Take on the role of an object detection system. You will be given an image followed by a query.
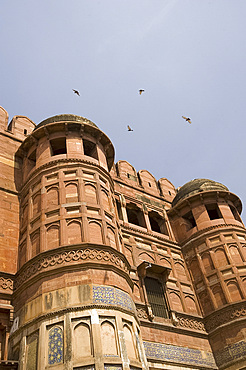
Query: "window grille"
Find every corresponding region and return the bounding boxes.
[144,277,168,318]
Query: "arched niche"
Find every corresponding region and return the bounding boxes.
[101,321,118,356]
[175,262,187,279]
[67,220,82,244]
[169,292,183,312]
[65,182,78,203]
[32,193,41,216]
[123,324,137,359]
[107,227,116,248]
[201,252,214,273]
[31,231,40,257]
[198,291,213,315]
[47,224,60,250]
[227,281,242,302]
[229,245,243,264]
[214,248,229,267]
[73,323,92,360]
[85,183,97,204]
[184,296,197,314]
[138,252,154,263]
[101,189,111,213]
[46,186,59,208]
[88,221,103,244]
[189,258,201,281]
[212,285,227,307]
[133,283,141,300]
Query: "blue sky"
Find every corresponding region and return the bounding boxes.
[1,1,246,218]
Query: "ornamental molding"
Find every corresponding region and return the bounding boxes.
[10,303,138,340]
[0,275,14,292]
[175,312,206,332]
[14,243,132,292]
[181,224,246,251]
[204,300,246,333]
[121,224,178,247]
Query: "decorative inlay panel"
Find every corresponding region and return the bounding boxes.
[143,341,216,368]
[93,286,135,311]
[214,340,246,367]
[48,326,63,365]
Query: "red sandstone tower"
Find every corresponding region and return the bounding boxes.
[0,107,245,370]
[169,179,246,369]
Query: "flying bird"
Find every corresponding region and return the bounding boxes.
[127,125,133,132]
[72,89,80,96]
[139,89,145,95]
[182,116,192,124]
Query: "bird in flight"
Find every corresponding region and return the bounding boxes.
[127,125,133,131]
[139,89,145,95]
[73,89,80,96]
[182,116,192,124]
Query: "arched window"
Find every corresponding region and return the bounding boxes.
[48,326,63,365]
[126,203,146,228]
[101,321,117,356]
[148,211,168,235]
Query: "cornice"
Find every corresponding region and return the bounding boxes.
[204,300,246,334]
[181,223,246,251]
[14,243,133,294]
[10,303,139,340]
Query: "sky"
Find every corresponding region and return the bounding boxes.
[1,0,246,218]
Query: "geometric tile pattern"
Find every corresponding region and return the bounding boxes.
[93,286,135,311]
[214,340,246,367]
[143,341,216,368]
[48,326,63,365]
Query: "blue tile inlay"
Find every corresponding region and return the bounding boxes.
[214,340,246,367]
[143,341,216,368]
[93,286,134,311]
[48,326,63,365]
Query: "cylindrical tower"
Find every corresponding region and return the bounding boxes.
[10,115,148,370]
[168,179,246,370]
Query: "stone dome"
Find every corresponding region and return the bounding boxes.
[34,114,98,130]
[172,178,229,206]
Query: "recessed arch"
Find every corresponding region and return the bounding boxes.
[73,323,92,359]
[67,220,82,244]
[101,321,118,356]
[88,220,103,244]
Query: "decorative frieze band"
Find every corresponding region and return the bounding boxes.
[204,301,246,332]
[14,244,131,291]
[175,312,206,332]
